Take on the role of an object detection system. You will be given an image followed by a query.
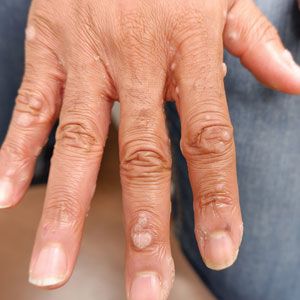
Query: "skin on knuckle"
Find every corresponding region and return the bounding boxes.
[55,120,104,154]
[27,1,58,45]
[196,191,234,212]
[13,88,55,128]
[228,4,278,49]
[194,191,237,245]
[120,142,171,182]
[42,197,84,231]
[181,116,234,160]
[194,188,237,239]
[0,141,29,164]
[245,12,278,44]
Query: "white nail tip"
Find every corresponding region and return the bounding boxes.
[0,204,11,209]
[28,244,68,287]
[28,276,65,287]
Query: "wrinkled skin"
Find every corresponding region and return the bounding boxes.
[1,0,300,299]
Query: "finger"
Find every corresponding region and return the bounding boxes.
[173,5,243,270]
[224,0,300,94]
[28,66,113,288]
[0,23,65,209]
[118,74,174,299]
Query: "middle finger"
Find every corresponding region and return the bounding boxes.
[118,67,174,299]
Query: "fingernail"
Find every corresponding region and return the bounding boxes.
[0,179,13,208]
[29,244,68,287]
[203,231,238,271]
[130,273,161,300]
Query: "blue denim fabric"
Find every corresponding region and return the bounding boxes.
[166,1,300,299]
[1,0,300,299]
[0,0,30,145]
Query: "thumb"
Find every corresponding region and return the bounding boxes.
[224,0,300,94]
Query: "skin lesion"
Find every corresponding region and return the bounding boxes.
[197,125,234,155]
[13,91,53,128]
[25,26,36,41]
[130,212,159,251]
[182,124,234,159]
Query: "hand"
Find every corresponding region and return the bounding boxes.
[1,0,300,298]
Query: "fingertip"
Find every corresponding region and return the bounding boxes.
[241,43,300,95]
[0,178,16,209]
[29,243,69,289]
[224,0,300,95]
[276,49,300,94]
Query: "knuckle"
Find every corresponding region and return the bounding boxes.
[0,141,28,163]
[42,198,84,230]
[120,142,171,181]
[14,88,56,128]
[254,19,277,43]
[247,13,278,44]
[55,121,104,154]
[196,192,234,211]
[181,120,234,159]
[27,4,57,44]
[129,210,164,252]
[194,180,237,217]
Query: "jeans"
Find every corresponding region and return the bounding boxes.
[0,0,300,299]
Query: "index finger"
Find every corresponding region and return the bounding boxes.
[173,6,243,270]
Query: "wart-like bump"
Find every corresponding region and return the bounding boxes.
[29,98,42,111]
[25,26,36,41]
[131,213,153,250]
[227,31,239,42]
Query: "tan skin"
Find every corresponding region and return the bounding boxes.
[0,0,300,299]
